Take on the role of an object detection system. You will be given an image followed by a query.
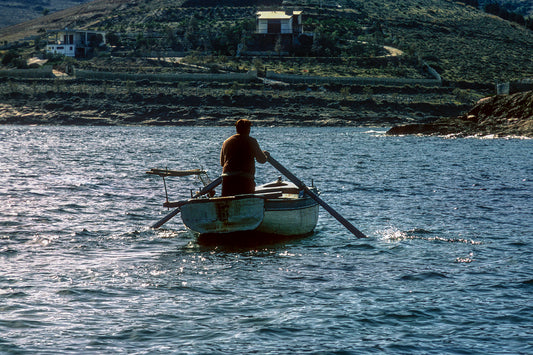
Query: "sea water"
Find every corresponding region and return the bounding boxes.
[0,126,531,354]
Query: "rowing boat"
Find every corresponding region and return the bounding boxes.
[147,169,319,238]
[148,156,366,240]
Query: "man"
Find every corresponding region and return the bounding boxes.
[220,119,269,196]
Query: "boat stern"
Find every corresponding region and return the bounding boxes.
[181,196,265,234]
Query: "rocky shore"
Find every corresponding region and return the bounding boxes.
[3,78,530,138]
[387,91,533,137]
[0,94,413,127]
[0,78,471,128]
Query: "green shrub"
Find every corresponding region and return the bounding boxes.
[1,50,20,66]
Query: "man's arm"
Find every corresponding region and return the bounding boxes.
[251,138,268,164]
[220,141,226,167]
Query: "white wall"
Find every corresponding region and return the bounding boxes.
[46,44,76,57]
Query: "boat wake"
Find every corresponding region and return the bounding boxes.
[376,227,482,245]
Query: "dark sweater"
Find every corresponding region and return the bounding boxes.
[220,134,267,177]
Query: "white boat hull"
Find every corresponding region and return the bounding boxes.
[257,197,319,236]
[181,196,265,234]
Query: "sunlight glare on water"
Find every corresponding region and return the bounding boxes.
[0,126,531,353]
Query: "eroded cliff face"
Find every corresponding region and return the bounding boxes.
[387,91,533,137]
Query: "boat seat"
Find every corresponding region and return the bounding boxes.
[207,191,283,200]
[255,186,299,195]
[255,179,300,195]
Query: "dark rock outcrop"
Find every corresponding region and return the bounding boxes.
[387,91,533,137]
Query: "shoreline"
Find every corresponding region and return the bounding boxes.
[0,103,530,139]
[1,79,530,137]
[1,102,530,139]
[0,102,405,127]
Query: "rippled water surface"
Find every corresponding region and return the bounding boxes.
[1,126,532,354]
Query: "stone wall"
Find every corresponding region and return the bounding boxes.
[265,71,442,87]
[73,69,258,82]
[0,67,55,78]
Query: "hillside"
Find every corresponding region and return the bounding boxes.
[0,0,93,29]
[0,0,130,43]
[1,0,530,31]
[1,0,532,84]
[1,0,532,134]
[347,0,533,82]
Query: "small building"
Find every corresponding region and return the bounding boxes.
[496,78,533,95]
[45,28,106,58]
[251,10,308,55]
[256,10,303,35]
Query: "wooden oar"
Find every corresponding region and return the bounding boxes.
[267,155,366,238]
[151,176,223,229]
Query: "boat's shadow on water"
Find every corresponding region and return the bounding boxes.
[196,231,314,251]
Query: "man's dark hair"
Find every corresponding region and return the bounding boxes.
[235,119,252,135]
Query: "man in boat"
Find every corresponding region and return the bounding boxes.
[220,119,269,196]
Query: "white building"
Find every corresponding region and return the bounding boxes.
[256,11,303,35]
[45,28,106,58]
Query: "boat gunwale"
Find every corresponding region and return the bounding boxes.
[183,191,283,205]
[264,196,318,211]
[183,193,318,210]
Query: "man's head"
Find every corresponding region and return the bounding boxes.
[235,119,252,135]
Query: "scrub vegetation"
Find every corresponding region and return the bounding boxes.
[1,0,532,83]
